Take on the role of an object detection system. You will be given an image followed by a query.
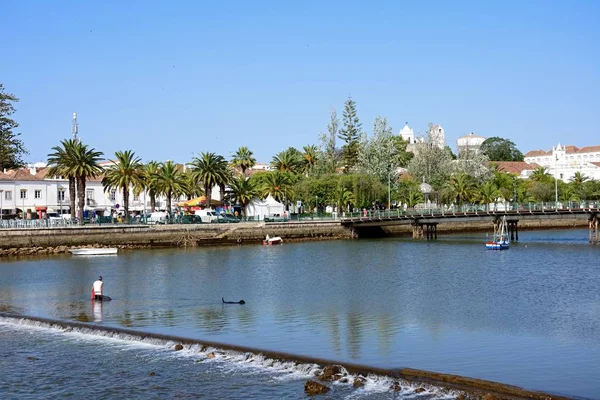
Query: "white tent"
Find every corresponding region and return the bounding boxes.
[245,195,284,220]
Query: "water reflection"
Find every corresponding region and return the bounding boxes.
[1,230,599,397]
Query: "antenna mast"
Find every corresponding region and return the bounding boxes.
[72,112,79,142]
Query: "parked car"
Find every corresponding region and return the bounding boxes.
[218,212,240,223]
[46,212,63,221]
[147,211,168,224]
[194,209,219,223]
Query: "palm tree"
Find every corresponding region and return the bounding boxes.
[477,181,500,211]
[47,139,78,218]
[447,173,476,205]
[271,149,302,174]
[142,161,160,212]
[570,171,589,185]
[231,146,256,176]
[190,152,228,208]
[401,189,424,208]
[302,145,319,175]
[71,142,104,223]
[154,161,185,213]
[230,176,258,216]
[260,171,292,203]
[333,184,354,213]
[530,166,551,182]
[181,170,203,200]
[101,150,144,221]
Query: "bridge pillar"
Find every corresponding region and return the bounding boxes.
[507,221,519,241]
[590,216,598,244]
[424,223,438,240]
[412,224,424,240]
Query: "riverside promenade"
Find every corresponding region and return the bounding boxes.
[0,215,593,257]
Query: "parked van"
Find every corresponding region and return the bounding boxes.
[194,209,219,223]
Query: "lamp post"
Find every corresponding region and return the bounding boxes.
[388,169,391,212]
[554,155,559,206]
[58,186,63,216]
[0,189,3,220]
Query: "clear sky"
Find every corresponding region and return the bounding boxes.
[2,0,599,165]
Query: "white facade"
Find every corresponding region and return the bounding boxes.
[0,163,183,217]
[524,143,600,181]
[399,123,416,144]
[457,132,486,155]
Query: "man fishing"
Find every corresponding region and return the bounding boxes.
[91,276,103,301]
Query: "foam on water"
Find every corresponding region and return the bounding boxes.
[0,314,465,399]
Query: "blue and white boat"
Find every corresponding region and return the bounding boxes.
[486,216,510,250]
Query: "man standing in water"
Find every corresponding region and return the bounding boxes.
[91,276,103,300]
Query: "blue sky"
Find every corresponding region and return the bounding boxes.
[2,0,599,164]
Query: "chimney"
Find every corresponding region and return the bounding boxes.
[29,165,37,175]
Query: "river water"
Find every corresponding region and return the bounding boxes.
[1,229,599,399]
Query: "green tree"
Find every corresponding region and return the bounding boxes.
[230,176,258,216]
[477,181,501,210]
[407,123,452,188]
[302,145,319,175]
[231,146,256,176]
[401,189,424,208]
[0,84,28,170]
[260,171,292,204]
[142,161,161,211]
[530,166,553,183]
[190,152,228,208]
[271,148,302,174]
[337,96,362,172]
[47,139,78,218]
[391,136,413,168]
[154,161,185,213]
[356,116,396,183]
[333,184,355,213]
[101,150,144,220]
[181,170,202,200]
[445,173,477,205]
[479,137,524,161]
[69,142,104,223]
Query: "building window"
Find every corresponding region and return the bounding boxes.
[133,193,139,201]
[58,190,65,201]
[87,189,94,200]
[35,190,42,199]
[110,190,116,201]
[20,190,27,199]
[560,173,563,179]
[5,191,12,201]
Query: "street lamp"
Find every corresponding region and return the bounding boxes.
[0,189,4,220]
[554,155,559,206]
[58,186,64,216]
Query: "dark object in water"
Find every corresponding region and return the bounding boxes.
[222,297,245,305]
[93,295,112,301]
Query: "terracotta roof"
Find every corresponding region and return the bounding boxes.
[494,161,540,175]
[564,145,579,153]
[591,162,600,167]
[0,167,104,183]
[524,150,549,157]
[577,145,600,153]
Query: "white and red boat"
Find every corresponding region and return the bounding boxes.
[263,235,283,246]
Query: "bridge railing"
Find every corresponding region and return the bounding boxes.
[340,200,600,220]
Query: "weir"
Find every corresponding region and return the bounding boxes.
[0,313,571,400]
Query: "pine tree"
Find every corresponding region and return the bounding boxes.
[337,96,362,172]
[0,84,28,171]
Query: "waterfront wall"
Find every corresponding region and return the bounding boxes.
[0,218,589,257]
[0,221,351,256]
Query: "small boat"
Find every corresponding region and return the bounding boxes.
[486,216,510,250]
[263,235,283,246]
[70,248,118,255]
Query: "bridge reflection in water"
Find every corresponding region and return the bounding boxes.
[341,202,600,243]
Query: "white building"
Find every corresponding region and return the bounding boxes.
[457,132,486,156]
[430,124,445,149]
[0,163,182,218]
[524,143,600,181]
[399,123,416,144]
